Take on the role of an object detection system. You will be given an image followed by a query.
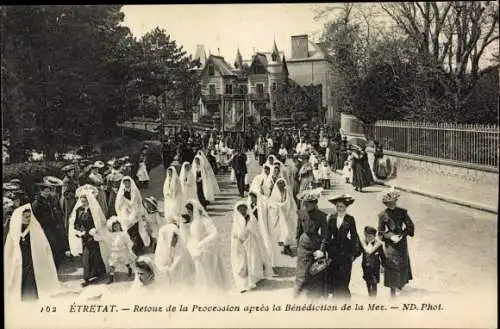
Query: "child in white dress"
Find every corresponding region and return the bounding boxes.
[343,152,354,184]
[106,216,136,284]
[319,159,331,189]
[136,154,150,189]
[312,163,321,188]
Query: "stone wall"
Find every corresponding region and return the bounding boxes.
[367,148,499,210]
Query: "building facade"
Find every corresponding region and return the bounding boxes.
[192,35,336,131]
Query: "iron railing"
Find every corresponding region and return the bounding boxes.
[374,120,499,169]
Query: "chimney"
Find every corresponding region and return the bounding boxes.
[291,35,309,59]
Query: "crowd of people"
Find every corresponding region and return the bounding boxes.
[4,125,407,304]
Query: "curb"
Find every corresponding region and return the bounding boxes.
[373,180,498,215]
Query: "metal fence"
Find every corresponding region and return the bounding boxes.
[374,121,499,169]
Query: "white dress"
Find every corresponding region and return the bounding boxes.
[137,161,150,182]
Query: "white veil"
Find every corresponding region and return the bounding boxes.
[67,189,111,270]
[4,204,63,302]
[115,176,150,247]
[154,223,194,288]
[247,193,274,268]
[163,166,182,218]
[196,150,220,193]
[179,161,197,205]
[250,164,271,196]
[269,177,298,246]
[192,155,216,202]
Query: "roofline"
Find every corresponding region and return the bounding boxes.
[287,57,328,63]
[291,34,309,38]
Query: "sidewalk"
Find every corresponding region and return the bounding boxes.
[366,154,498,214]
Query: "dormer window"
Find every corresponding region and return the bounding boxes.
[272,82,277,91]
[208,64,215,76]
[271,52,278,62]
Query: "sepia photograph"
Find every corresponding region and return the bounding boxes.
[2,3,499,328]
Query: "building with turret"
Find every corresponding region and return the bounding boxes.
[192,35,335,132]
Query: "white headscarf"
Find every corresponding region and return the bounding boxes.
[114,176,150,247]
[250,163,271,195]
[269,177,298,245]
[192,155,216,202]
[231,201,273,292]
[247,193,273,267]
[179,162,197,203]
[68,190,110,269]
[196,151,220,193]
[154,223,194,288]
[163,166,182,218]
[4,204,63,302]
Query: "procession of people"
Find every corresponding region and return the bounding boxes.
[3,126,413,303]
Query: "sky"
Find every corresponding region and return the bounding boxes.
[121,4,497,68]
[121,4,328,62]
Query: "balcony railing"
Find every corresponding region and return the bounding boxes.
[201,94,222,102]
[249,92,269,101]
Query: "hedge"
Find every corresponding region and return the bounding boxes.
[3,140,163,201]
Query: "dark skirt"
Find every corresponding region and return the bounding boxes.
[128,222,145,255]
[326,255,353,298]
[82,239,106,281]
[337,152,346,170]
[196,181,209,208]
[295,233,326,299]
[383,240,413,289]
[21,238,38,301]
[352,162,369,189]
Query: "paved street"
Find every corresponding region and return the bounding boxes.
[58,153,497,302]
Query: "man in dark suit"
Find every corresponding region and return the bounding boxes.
[231,145,248,198]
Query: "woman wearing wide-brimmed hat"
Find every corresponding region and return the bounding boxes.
[324,194,361,299]
[377,190,414,297]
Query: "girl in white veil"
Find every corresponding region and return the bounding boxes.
[182,199,228,294]
[115,176,150,253]
[4,204,64,303]
[154,223,194,292]
[68,186,110,286]
[196,150,220,194]
[231,201,273,293]
[192,155,216,207]
[268,177,298,259]
[179,161,197,206]
[163,166,182,219]
[248,192,275,270]
[250,164,272,198]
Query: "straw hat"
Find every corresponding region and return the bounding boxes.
[93,161,105,169]
[61,164,76,173]
[328,194,355,207]
[43,176,63,187]
[381,190,400,204]
[297,188,323,202]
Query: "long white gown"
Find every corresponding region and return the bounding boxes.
[154,223,195,292]
[181,199,228,294]
[179,162,197,208]
[4,204,64,304]
[231,201,273,292]
[268,178,298,259]
[114,176,150,247]
[163,166,182,220]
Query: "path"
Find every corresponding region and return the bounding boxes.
[58,153,497,303]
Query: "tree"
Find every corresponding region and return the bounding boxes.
[132,28,200,123]
[274,80,317,120]
[1,5,138,159]
[381,1,499,117]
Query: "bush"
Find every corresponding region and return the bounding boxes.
[3,140,163,201]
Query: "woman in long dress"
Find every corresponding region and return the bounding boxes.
[268,178,298,258]
[231,201,273,293]
[154,223,194,292]
[196,150,220,194]
[68,187,110,287]
[378,191,415,297]
[373,142,392,180]
[179,162,197,206]
[181,199,228,293]
[351,147,369,192]
[192,156,216,209]
[250,164,272,197]
[4,204,63,302]
[247,192,274,269]
[115,176,150,254]
[163,166,183,220]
